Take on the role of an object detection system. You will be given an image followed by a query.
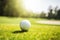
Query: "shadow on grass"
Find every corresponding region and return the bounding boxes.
[12,30,28,33]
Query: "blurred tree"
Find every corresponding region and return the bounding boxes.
[4,0,23,17]
[0,0,24,17]
[53,6,58,19]
[54,6,58,15]
[0,0,7,16]
[40,11,46,18]
[56,9,60,19]
[48,6,53,19]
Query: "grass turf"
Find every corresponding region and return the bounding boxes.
[0,16,60,40]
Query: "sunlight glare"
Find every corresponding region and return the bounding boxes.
[23,0,42,13]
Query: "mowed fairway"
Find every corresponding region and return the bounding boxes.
[0,16,60,40]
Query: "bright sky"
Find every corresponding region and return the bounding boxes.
[23,0,60,13]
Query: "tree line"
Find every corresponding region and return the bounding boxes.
[48,6,60,19]
[0,0,60,19]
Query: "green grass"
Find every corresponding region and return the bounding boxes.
[0,16,60,40]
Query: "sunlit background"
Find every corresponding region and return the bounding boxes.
[14,0,60,13]
[0,0,60,18]
[22,0,60,13]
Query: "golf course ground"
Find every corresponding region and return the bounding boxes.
[0,16,60,40]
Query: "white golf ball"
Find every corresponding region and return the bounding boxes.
[20,20,31,31]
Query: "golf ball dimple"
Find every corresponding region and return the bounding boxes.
[20,20,31,31]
